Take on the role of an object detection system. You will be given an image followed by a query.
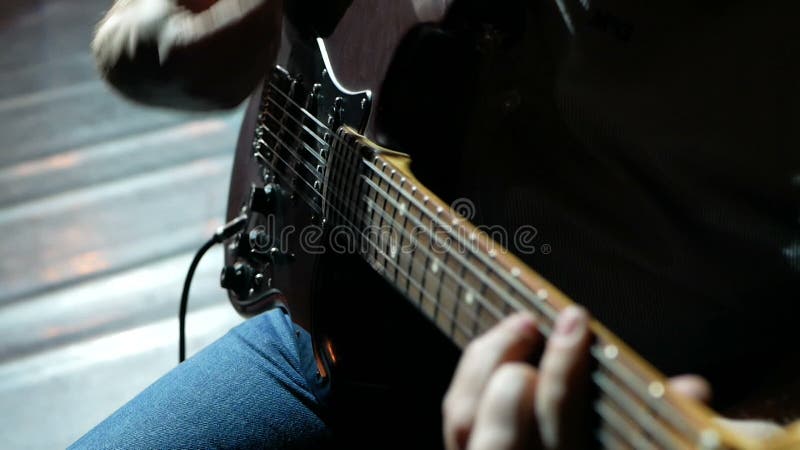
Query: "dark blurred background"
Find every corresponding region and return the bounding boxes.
[0,1,246,447]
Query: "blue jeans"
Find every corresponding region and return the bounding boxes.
[70,309,331,449]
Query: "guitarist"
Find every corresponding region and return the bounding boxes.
[74,0,796,448]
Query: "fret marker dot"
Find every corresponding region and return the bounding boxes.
[603,344,619,360]
[488,249,497,258]
[469,233,477,242]
[511,267,521,277]
[648,381,665,398]
[465,290,475,305]
[536,288,549,300]
[430,261,440,274]
[451,218,459,226]
[436,206,444,215]
[398,202,407,216]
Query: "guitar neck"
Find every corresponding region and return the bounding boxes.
[322,127,746,450]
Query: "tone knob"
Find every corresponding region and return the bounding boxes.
[220,264,255,299]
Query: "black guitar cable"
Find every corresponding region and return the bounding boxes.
[179,214,248,363]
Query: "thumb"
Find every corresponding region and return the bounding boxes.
[668,374,712,404]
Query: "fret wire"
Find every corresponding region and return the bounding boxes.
[451,257,468,340]
[475,280,490,336]
[390,198,404,285]
[433,250,449,326]
[362,160,556,323]
[363,196,498,334]
[360,228,476,340]
[388,171,404,282]
[403,203,417,299]
[362,191,498,332]
[353,144,373,234]
[375,164,391,275]
[260,82,704,445]
[594,370,689,449]
[416,196,431,309]
[379,168,398,283]
[362,177,509,321]
[354,188,513,339]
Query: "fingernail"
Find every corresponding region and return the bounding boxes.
[555,306,585,337]
[515,312,538,336]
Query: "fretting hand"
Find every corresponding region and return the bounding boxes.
[442,308,785,450]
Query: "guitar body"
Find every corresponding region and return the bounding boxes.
[222,0,559,445]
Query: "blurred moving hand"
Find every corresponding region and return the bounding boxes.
[92,0,283,110]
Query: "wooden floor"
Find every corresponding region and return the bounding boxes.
[0,2,246,447]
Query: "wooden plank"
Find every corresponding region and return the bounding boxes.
[0,155,233,305]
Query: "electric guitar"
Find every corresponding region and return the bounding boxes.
[220,1,800,447]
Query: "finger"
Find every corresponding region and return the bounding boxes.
[535,306,592,449]
[715,418,785,441]
[443,313,540,450]
[668,375,712,403]
[468,363,539,450]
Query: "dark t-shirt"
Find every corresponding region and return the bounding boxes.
[455,0,800,415]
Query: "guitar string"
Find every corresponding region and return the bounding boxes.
[361,153,701,443]
[258,118,511,331]
[256,134,501,333]
[261,91,557,326]
[354,189,685,450]
[254,142,496,339]
[255,129,698,448]
[256,95,505,331]
[359,175,541,321]
[361,195,504,330]
[594,372,688,448]
[265,83,567,326]
[258,83,704,445]
[259,89,522,328]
